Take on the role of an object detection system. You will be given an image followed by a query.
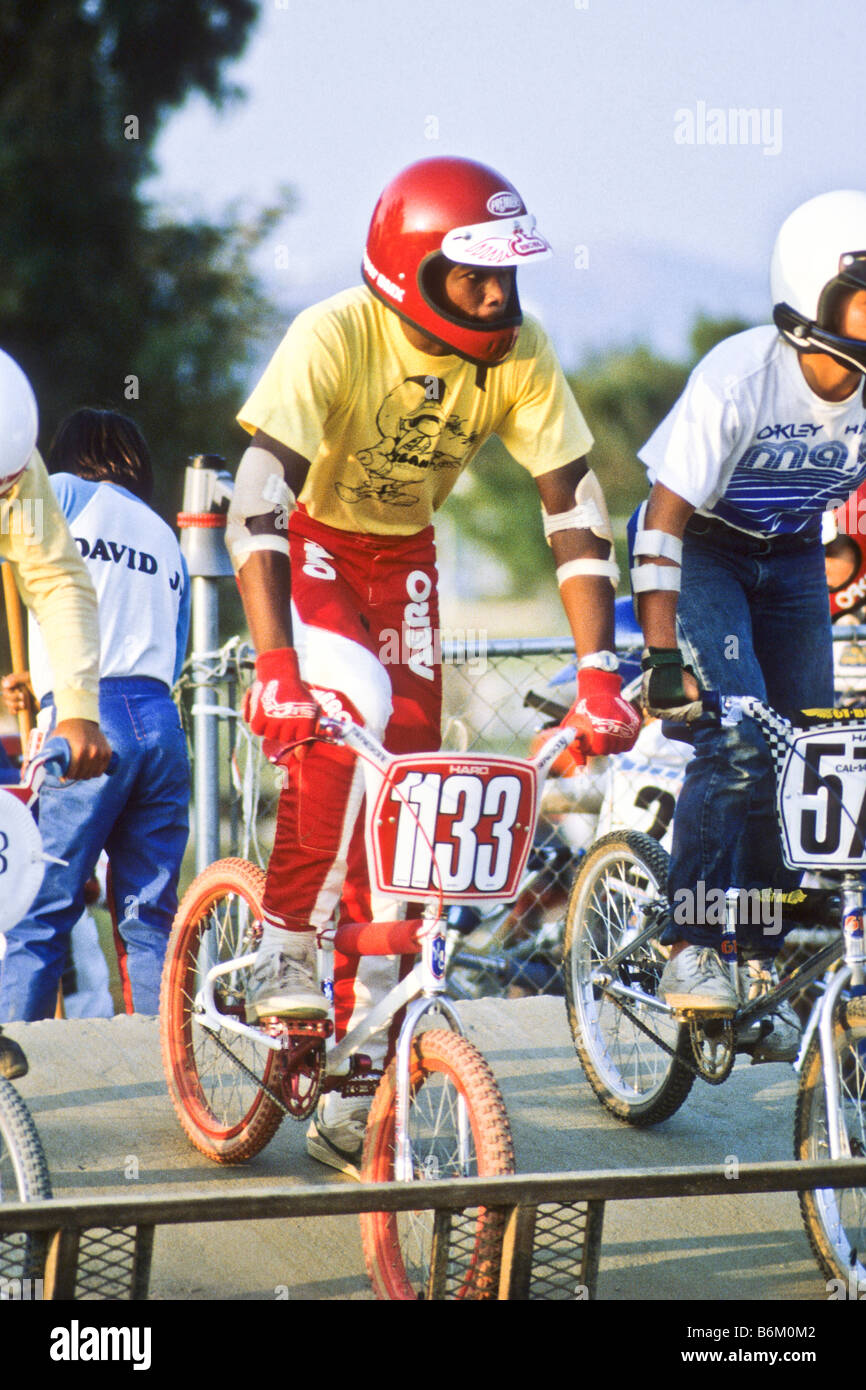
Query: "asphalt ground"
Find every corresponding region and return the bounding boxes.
[2,996,831,1308]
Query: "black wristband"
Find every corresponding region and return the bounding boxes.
[640,647,684,671]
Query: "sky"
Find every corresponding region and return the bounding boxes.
[150,0,866,368]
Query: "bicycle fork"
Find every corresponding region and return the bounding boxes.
[816,872,865,1160]
[393,909,468,1183]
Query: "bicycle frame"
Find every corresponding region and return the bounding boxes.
[189,715,576,1170]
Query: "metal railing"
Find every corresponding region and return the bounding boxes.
[1,1158,863,1301]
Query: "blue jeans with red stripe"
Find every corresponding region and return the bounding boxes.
[0,677,190,1020]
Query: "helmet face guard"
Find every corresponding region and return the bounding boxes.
[775,250,866,374]
[363,157,552,366]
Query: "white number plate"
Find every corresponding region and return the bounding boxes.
[777,728,866,869]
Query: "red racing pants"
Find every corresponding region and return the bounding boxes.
[261,508,442,1064]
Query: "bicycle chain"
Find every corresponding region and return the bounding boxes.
[603,986,722,1082]
[205,1022,297,1117]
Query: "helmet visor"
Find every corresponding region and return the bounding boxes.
[441,213,552,267]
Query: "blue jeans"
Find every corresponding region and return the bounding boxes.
[666,523,833,951]
[0,678,190,1020]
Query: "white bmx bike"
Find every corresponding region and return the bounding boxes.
[160,713,578,1299]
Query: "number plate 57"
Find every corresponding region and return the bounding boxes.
[778,730,866,869]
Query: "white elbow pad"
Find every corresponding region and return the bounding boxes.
[556,557,621,585]
[630,501,682,594]
[225,445,296,570]
[543,470,618,589]
[542,468,614,545]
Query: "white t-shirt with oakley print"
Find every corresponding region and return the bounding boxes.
[639,325,866,539]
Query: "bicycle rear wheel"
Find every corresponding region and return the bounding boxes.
[795,994,866,1286]
[160,858,284,1163]
[564,831,694,1125]
[360,1030,514,1300]
[0,1078,52,1284]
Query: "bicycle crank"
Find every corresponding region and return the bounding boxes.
[687,1017,735,1084]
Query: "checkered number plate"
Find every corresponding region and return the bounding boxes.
[777,728,866,870]
[369,753,538,902]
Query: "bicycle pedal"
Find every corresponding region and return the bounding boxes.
[336,1077,381,1097]
[260,1017,334,1042]
[667,998,737,1020]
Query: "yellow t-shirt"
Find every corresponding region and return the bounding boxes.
[238,286,593,535]
[0,450,100,722]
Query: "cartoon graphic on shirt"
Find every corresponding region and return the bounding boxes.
[336,375,480,508]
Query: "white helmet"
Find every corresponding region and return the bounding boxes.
[0,348,37,496]
[771,190,866,374]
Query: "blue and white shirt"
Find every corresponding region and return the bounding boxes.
[28,474,190,700]
[639,326,866,538]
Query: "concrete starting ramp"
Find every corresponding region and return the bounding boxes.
[6,997,828,1302]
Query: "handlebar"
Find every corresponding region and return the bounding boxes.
[317,711,578,779]
[21,738,118,794]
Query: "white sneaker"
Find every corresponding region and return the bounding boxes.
[245,933,327,1021]
[306,1094,370,1180]
[658,945,739,1014]
[739,956,801,1063]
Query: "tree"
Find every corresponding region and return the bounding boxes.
[0,0,277,514]
[440,315,751,594]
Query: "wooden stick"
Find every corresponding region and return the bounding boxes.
[2,560,33,746]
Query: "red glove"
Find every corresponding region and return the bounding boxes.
[567,667,642,758]
[243,648,319,747]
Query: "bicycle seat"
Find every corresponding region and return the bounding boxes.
[794,707,866,728]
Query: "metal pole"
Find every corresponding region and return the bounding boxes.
[177,455,235,876]
[192,574,221,874]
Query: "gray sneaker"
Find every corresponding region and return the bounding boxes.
[245,933,328,1022]
[306,1096,369,1180]
[739,956,801,1063]
[658,945,739,1014]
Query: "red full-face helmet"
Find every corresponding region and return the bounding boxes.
[825,481,866,617]
[363,156,552,366]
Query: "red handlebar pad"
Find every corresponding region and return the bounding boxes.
[333,918,426,957]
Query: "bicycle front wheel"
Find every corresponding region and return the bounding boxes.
[360,1030,514,1300]
[160,857,284,1163]
[564,831,694,1125]
[0,1078,52,1284]
[795,994,866,1286]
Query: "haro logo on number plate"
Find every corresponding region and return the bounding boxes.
[372,756,536,901]
[779,730,866,869]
